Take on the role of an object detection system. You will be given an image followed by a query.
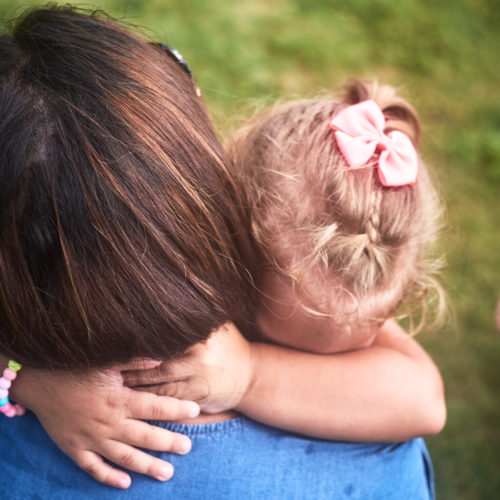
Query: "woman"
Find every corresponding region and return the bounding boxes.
[0,6,435,499]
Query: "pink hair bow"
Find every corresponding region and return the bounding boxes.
[329,100,418,187]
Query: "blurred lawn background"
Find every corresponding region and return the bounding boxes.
[1,1,499,498]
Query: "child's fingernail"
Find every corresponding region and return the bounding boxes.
[117,475,131,489]
[179,438,192,454]
[156,464,174,481]
[187,402,200,418]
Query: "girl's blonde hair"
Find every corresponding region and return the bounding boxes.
[228,79,444,331]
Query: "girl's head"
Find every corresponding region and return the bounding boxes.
[228,80,443,333]
[0,6,256,369]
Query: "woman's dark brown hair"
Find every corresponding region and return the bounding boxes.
[0,6,256,370]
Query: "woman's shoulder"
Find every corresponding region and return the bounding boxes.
[0,412,433,500]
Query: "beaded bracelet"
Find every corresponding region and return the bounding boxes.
[0,360,26,417]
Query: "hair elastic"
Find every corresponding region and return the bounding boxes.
[0,360,26,417]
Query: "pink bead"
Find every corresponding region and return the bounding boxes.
[3,368,16,381]
[5,407,17,417]
[0,402,12,414]
[0,389,8,399]
[15,404,26,416]
[0,378,11,389]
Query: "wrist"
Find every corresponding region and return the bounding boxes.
[9,366,58,412]
[8,366,36,409]
[235,341,261,412]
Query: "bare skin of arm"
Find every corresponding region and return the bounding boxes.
[239,319,445,441]
[124,319,446,442]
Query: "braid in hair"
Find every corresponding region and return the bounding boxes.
[365,188,381,247]
[228,79,444,330]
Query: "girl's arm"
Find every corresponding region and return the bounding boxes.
[1,355,199,489]
[124,320,446,442]
[239,319,446,441]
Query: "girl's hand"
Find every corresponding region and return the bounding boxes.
[10,362,200,489]
[123,323,253,414]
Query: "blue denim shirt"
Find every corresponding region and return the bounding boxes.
[0,411,434,499]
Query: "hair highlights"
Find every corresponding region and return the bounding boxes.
[0,6,256,370]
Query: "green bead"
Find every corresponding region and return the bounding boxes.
[8,360,21,372]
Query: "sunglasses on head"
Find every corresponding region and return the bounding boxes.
[151,42,201,96]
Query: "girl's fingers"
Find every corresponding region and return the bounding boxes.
[121,366,164,386]
[122,360,191,387]
[136,379,210,403]
[126,389,200,420]
[114,358,163,371]
[119,419,192,455]
[75,450,132,489]
[100,441,175,482]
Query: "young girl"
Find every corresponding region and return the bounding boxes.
[122,79,446,442]
[1,6,444,495]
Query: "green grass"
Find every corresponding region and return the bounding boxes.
[2,1,499,498]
